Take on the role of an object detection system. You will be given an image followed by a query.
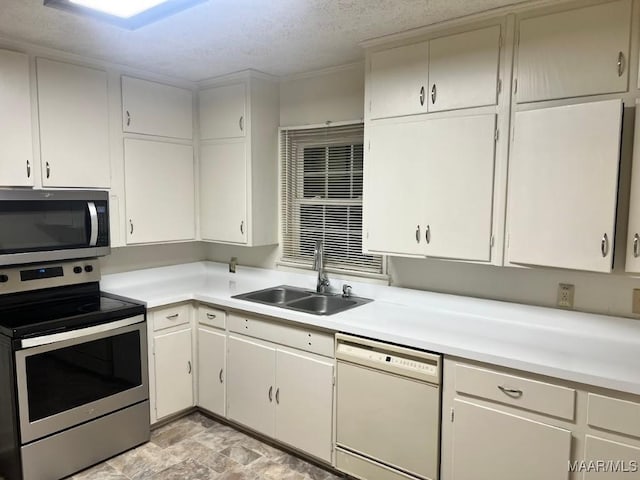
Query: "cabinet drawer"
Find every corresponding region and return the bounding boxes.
[588,393,640,438]
[152,304,190,331]
[228,313,333,357]
[197,305,226,329]
[454,363,575,420]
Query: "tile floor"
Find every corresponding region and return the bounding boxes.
[69,412,345,480]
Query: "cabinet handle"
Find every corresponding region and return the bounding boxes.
[26,160,31,178]
[419,86,425,106]
[431,84,437,104]
[129,220,134,235]
[166,313,179,320]
[498,385,523,398]
[617,51,625,77]
[219,368,224,383]
[415,225,420,243]
[275,387,280,404]
[206,313,216,320]
[601,233,609,258]
[425,224,431,244]
[240,221,244,235]
[126,110,131,126]
[634,233,640,258]
[46,162,50,179]
[239,116,244,132]
[187,361,192,374]
[268,386,273,402]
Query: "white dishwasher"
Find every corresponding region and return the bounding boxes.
[335,333,441,480]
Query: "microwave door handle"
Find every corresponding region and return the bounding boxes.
[87,202,98,246]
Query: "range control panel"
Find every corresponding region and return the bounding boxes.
[336,336,441,384]
[0,260,100,294]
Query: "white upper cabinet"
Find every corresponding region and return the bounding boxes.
[364,114,496,262]
[363,120,427,257]
[122,76,193,139]
[626,101,640,273]
[124,139,195,244]
[199,83,246,140]
[516,0,632,103]
[428,25,501,112]
[368,42,429,119]
[421,114,496,261]
[507,99,623,272]
[198,74,279,246]
[0,49,33,187]
[200,141,247,244]
[36,58,110,188]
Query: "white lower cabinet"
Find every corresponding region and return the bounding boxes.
[149,304,194,423]
[227,328,335,463]
[442,358,640,480]
[450,399,571,480]
[227,335,277,437]
[274,349,334,462]
[197,305,227,417]
[154,327,194,420]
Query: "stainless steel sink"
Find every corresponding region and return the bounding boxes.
[242,286,309,304]
[232,285,372,315]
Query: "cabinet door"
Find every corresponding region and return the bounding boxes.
[507,100,622,272]
[227,335,276,437]
[200,141,247,244]
[122,76,193,139]
[451,400,571,480]
[368,42,429,119]
[36,58,110,188]
[428,25,501,112]
[626,102,640,272]
[0,50,33,187]
[584,436,640,480]
[154,328,194,420]
[516,0,631,103]
[197,327,226,416]
[199,83,246,140]
[422,114,496,261]
[275,349,334,463]
[124,139,195,244]
[363,120,427,257]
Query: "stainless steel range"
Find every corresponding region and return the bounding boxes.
[0,260,150,480]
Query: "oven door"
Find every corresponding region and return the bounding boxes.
[14,316,148,444]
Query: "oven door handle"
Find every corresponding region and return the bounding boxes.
[20,315,144,349]
[88,201,98,247]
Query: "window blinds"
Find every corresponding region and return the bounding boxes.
[280,123,383,275]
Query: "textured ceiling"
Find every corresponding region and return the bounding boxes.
[0,0,530,81]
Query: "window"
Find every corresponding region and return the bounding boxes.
[280,123,383,276]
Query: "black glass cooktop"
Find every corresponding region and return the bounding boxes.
[0,282,145,339]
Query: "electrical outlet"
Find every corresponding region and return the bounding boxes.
[557,283,575,308]
[632,289,640,315]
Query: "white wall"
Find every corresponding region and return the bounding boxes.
[279,63,365,127]
[100,242,207,275]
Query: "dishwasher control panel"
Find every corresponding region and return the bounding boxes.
[336,335,441,384]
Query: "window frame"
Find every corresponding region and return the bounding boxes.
[278,121,387,280]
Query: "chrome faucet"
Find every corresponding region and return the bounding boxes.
[314,240,330,294]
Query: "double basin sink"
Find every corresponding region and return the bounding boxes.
[232,285,372,315]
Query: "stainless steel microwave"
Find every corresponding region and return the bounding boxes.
[0,189,110,266]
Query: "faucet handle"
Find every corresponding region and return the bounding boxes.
[342,284,352,298]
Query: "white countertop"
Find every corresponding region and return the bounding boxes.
[102,261,640,395]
